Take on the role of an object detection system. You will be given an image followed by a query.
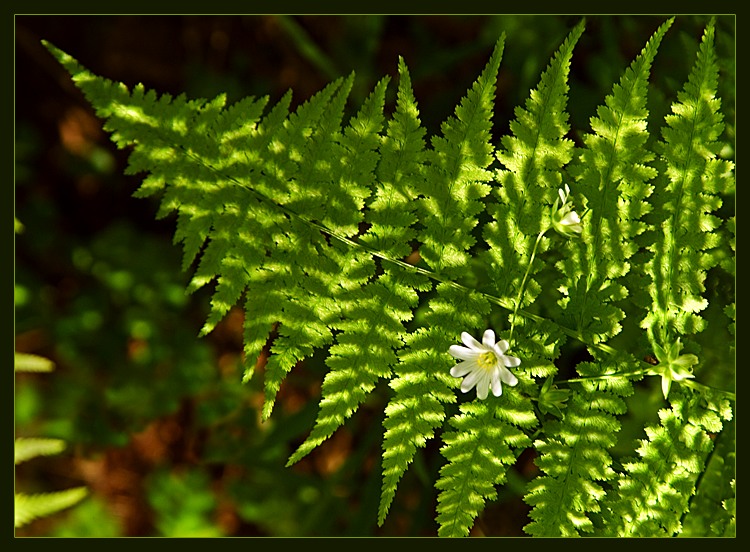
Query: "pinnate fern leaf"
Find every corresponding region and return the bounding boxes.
[15,437,67,465]
[523,355,634,536]
[559,18,672,345]
[377,36,504,525]
[436,394,536,537]
[41,18,735,537]
[483,20,583,310]
[287,63,428,466]
[598,386,732,536]
[15,487,88,528]
[641,19,734,348]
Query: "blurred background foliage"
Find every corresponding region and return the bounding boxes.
[14,15,734,537]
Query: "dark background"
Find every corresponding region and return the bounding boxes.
[14,15,734,537]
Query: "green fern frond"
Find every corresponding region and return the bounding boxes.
[15,487,88,528]
[523,355,635,536]
[641,19,734,350]
[15,437,67,464]
[681,418,735,537]
[41,19,735,537]
[377,37,505,525]
[287,65,427,465]
[559,19,672,345]
[598,385,732,536]
[15,352,55,373]
[483,21,583,307]
[436,394,536,537]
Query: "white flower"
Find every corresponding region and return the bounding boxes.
[551,184,582,237]
[448,329,520,400]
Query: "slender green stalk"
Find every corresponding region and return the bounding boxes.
[509,230,547,344]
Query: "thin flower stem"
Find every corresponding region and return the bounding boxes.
[509,230,546,345]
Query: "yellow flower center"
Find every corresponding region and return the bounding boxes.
[477,351,497,370]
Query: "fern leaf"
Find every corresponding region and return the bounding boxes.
[559,18,672,345]
[43,42,377,420]
[523,355,634,536]
[287,75,428,465]
[641,19,734,349]
[15,437,67,464]
[483,21,583,309]
[681,418,735,536]
[14,352,55,373]
[598,386,732,536]
[436,394,536,537]
[377,37,505,525]
[15,487,88,528]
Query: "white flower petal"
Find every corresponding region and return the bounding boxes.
[499,366,519,386]
[476,379,490,400]
[491,371,503,397]
[461,332,483,351]
[460,368,484,393]
[450,360,477,378]
[482,329,496,347]
[493,339,509,355]
[561,211,580,226]
[502,354,521,368]
[449,344,478,361]
[448,330,522,400]
[558,187,566,204]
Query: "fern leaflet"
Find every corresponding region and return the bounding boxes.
[376,36,505,525]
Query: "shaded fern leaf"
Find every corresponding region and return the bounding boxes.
[641,18,735,349]
[436,394,536,537]
[378,37,505,525]
[524,354,635,536]
[483,20,583,308]
[559,18,673,345]
[598,386,732,536]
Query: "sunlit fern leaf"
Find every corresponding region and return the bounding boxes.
[483,20,584,308]
[14,437,67,465]
[641,19,734,350]
[681,418,735,537]
[287,69,429,465]
[559,18,673,346]
[15,488,88,529]
[598,385,732,536]
[436,395,536,537]
[14,352,55,373]
[524,355,635,537]
[377,36,505,525]
[41,19,735,537]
